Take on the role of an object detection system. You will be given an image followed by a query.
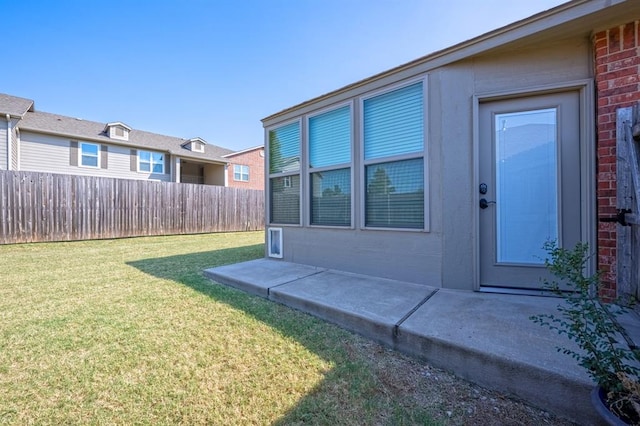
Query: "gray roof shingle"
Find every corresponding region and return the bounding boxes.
[19,110,234,163]
[0,93,34,117]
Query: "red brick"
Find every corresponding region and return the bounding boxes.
[600,121,617,131]
[594,31,607,43]
[225,147,265,190]
[610,74,640,89]
[608,92,640,106]
[623,23,636,49]
[599,83,639,98]
[599,163,614,173]
[609,27,622,52]
[607,54,640,70]
[599,66,640,83]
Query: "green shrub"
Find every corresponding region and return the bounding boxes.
[530,241,640,421]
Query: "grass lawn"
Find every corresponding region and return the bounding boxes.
[0,232,439,425]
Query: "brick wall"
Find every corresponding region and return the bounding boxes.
[593,21,640,299]
[225,147,265,190]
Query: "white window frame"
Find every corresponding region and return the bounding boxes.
[233,164,250,182]
[79,142,100,168]
[138,150,165,174]
[358,77,429,232]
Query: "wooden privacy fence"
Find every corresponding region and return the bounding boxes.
[0,171,264,244]
[616,104,640,304]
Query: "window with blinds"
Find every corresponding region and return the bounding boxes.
[269,121,301,224]
[363,81,425,229]
[308,105,351,226]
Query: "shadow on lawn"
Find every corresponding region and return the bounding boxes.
[127,244,426,425]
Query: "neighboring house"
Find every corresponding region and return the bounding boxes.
[0,94,262,188]
[262,0,640,298]
[223,145,265,190]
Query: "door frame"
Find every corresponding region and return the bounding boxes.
[472,80,596,292]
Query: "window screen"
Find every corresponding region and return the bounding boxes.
[234,165,249,181]
[269,121,301,225]
[365,159,424,229]
[80,143,99,167]
[363,82,423,160]
[363,82,425,229]
[309,105,350,168]
[310,168,351,226]
[270,175,300,224]
[269,122,300,174]
[139,151,164,174]
[308,105,352,226]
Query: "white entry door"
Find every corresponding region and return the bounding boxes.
[479,91,582,290]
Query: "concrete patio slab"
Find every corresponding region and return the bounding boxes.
[270,269,437,347]
[204,259,616,425]
[395,290,595,423]
[204,258,325,297]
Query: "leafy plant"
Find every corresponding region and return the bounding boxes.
[530,241,640,422]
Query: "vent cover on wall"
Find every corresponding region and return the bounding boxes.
[268,227,283,258]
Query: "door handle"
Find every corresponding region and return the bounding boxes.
[479,198,496,209]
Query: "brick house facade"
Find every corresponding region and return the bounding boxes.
[224,146,265,190]
[594,20,640,299]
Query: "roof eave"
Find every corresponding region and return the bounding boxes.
[222,145,264,157]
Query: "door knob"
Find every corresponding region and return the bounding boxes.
[480,198,496,209]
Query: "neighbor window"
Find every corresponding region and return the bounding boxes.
[138,150,164,174]
[80,142,100,168]
[363,81,425,229]
[269,121,300,224]
[308,104,351,226]
[233,165,249,182]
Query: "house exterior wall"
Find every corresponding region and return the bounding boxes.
[204,163,225,186]
[19,131,171,182]
[0,118,7,170]
[264,37,592,290]
[225,148,265,190]
[11,125,19,170]
[594,20,640,299]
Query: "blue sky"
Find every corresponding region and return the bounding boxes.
[3,0,566,151]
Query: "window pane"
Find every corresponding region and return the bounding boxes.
[309,105,350,168]
[152,163,163,173]
[82,155,98,167]
[495,108,558,264]
[270,175,300,224]
[269,122,300,174]
[81,143,98,156]
[310,168,351,226]
[366,158,424,229]
[139,151,151,162]
[364,82,423,160]
[139,162,151,172]
[152,153,164,163]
